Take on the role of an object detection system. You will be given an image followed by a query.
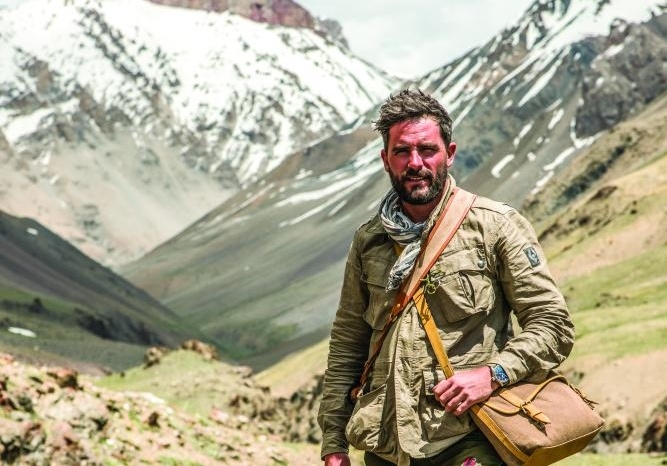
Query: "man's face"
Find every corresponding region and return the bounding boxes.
[381,117,456,205]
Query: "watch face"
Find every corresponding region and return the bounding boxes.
[493,365,509,384]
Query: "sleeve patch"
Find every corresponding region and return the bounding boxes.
[524,246,541,267]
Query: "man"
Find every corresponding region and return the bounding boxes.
[317,89,575,466]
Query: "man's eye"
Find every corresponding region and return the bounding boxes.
[420,148,437,156]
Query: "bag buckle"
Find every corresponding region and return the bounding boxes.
[520,401,551,429]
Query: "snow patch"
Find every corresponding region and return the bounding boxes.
[3,108,54,143]
[531,171,555,196]
[328,200,347,217]
[514,122,533,147]
[603,43,625,58]
[548,108,565,130]
[518,51,565,107]
[8,327,36,338]
[543,146,576,171]
[491,155,515,178]
[277,140,383,226]
[570,118,599,149]
[338,115,365,136]
[295,169,313,181]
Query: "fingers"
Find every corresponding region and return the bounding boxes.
[438,392,468,415]
[431,367,495,416]
[432,384,467,414]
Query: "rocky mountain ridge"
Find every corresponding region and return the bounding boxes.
[415,0,667,204]
[148,0,312,27]
[146,0,350,46]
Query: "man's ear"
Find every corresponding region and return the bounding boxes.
[446,142,457,168]
[380,149,390,172]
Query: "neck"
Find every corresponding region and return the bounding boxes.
[401,191,445,223]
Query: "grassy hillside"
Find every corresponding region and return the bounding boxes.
[533,93,667,369]
[530,95,667,453]
[121,140,391,368]
[99,349,249,417]
[97,349,323,463]
[0,211,208,371]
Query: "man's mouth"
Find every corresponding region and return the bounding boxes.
[404,172,431,183]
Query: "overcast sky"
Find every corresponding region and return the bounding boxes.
[298,0,534,78]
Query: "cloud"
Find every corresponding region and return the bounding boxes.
[298,0,533,77]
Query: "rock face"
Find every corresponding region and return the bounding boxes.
[147,0,315,28]
[575,14,667,136]
[642,396,667,452]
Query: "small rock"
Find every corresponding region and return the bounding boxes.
[146,411,159,428]
[143,346,169,368]
[47,368,79,389]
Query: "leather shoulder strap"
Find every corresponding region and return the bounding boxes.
[403,188,477,301]
[413,188,477,379]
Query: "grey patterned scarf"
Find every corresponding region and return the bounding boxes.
[379,190,426,291]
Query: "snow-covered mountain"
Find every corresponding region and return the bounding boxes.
[0,0,398,264]
[416,0,666,203]
[123,0,667,366]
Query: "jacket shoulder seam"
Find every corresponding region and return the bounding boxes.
[472,196,515,215]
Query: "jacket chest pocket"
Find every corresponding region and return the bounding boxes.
[426,247,495,323]
[361,257,396,330]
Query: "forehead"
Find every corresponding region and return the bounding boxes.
[387,117,442,145]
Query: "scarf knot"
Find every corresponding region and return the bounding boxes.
[379,191,425,291]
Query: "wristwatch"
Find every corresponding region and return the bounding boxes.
[488,364,510,387]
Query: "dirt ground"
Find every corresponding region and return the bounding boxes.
[568,347,667,450]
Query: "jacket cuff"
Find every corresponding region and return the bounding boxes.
[487,353,528,385]
[320,432,349,460]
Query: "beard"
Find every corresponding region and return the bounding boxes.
[389,164,447,205]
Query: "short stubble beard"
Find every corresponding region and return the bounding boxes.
[389,164,448,205]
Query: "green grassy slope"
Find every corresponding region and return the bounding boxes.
[535,96,667,376]
[98,350,240,417]
[0,211,207,370]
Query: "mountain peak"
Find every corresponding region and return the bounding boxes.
[146,0,315,28]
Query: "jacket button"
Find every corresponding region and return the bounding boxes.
[477,259,485,268]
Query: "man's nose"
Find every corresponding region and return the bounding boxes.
[407,150,423,169]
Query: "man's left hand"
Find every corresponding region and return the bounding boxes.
[431,366,497,415]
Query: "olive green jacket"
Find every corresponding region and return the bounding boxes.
[317,179,575,465]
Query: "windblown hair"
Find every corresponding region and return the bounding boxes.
[373,89,453,150]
